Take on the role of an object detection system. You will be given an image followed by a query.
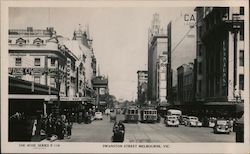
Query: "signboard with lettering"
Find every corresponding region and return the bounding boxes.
[66,58,71,87]
[8,67,58,76]
[222,40,227,87]
[60,97,90,102]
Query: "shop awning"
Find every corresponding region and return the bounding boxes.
[204,102,237,106]
[9,94,57,101]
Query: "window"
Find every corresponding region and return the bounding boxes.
[50,77,56,88]
[34,58,41,66]
[239,27,244,41]
[199,80,202,93]
[240,7,244,15]
[34,76,40,84]
[198,62,202,74]
[198,26,202,38]
[198,44,202,56]
[15,57,22,66]
[239,74,244,90]
[51,58,56,67]
[239,50,244,66]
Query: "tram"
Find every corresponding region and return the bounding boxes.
[140,107,158,123]
[124,106,139,123]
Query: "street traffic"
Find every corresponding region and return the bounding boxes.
[54,111,235,143]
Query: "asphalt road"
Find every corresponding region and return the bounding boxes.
[56,114,235,142]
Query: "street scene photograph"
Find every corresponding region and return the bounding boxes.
[7,6,245,144]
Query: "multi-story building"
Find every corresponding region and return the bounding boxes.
[92,75,109,111]
[63,25,97,99]
[195,7,245,103]
[137,70,148,106]
[166,9,196,105]
[148,13,168,105]
[8,27,78,117]
[177,63,195,105]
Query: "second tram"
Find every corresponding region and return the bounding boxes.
[124,106,139,123]
[140,107,158,123]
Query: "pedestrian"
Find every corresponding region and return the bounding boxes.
[55,120,64,140]
[118,120,125,140]
[46,116,54,138]
[65,120,72,139]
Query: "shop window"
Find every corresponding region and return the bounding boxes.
[34,58,41,66]
[34,76,40,84]
[15,57,22,66]
[239,50,244,66]
[239,74,244,90]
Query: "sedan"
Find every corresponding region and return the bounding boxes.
[165,115,180,127]
[94,112,103,120]
[213,120,230,134]
[186,116,202,127]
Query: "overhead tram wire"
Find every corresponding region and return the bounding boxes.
[171,27,194,55]
[170,13,205,55]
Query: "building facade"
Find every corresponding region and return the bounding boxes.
[8,27,78,116]
[62,25,97,100]
[195,7,245,103]
[166,9,196,105]
[148,13,168,105]
[177,63,195,105]
[137,70,148,106]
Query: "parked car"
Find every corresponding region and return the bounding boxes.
[209,118,216,128]
[213,119,230,134]
[165,115,180,127]
[186,116,202,127]
[180,115,189,125]
[94,112,103,120]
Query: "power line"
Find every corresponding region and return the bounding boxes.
[171,12,205,55]
[171,27,194,55]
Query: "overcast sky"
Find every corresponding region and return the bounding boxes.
[9,7,196,101]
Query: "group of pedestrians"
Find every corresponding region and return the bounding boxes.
[40,114,72,141]
[112,120,125,142]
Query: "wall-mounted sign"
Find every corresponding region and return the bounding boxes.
[222,40,227,87]
[8,67,58,76]
[66,58,71,87]
[60,97,90,101]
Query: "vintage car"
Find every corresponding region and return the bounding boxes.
[213,120,230,134]
[94,112,103,120]
[165,115,180,127]
[186,116,202,127]
[180,115,189,125]
[209,118,216,128]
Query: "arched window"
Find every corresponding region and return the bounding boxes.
[33,38,44,46]
[16,38,26,46]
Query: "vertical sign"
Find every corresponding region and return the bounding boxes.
[222,40,227,87]
[66,58,71,87]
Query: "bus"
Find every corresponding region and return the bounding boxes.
[167,109,182,119]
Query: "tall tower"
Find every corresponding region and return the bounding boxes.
[148,13,164,42]
[147,13,168,104]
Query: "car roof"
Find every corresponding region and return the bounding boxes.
[189,116,198,118]
[167,115,178,118]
